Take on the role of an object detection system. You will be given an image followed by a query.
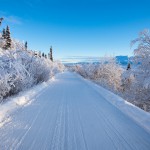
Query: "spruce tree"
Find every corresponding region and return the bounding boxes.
[25,41,27,50]
[45,54,47,59]
[42,52,45,57]
[4,26,11,49]
[2,28,6,39]
[50,46,53,61]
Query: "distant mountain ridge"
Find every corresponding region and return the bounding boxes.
[115,56,129,65]
[61,56,130,66]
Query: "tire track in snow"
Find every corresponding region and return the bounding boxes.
[11,84,54,150]
[12,102,47,150]
[85,85,149,150]
[78,87,132,150]
[27,101,52,150]
[50,87,66,150]
[91,98,150,150]
[41,96,63,150]
[90,101,132,150]
[66,95,78,150]
[0,82,54,150]
[76,106,89,150]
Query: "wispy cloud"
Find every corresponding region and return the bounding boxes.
[0,11,22,25]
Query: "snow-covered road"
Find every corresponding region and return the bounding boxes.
[0,72,150,150]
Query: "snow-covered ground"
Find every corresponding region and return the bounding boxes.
[0,72,150,150]
[78,74,150,133]
[0,77,55,128]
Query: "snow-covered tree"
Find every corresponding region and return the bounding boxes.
[73,57,123,91]
[45,54,47,59]
[0,37,64,101]
[0,19,65,101]
[50,46,53,61]
[0,33,5,48]
[11,39,26,50]
[25,41,27,50]
[131,30,150,102]
[3,26,12,50]
[2,28,6,39]
[95,57,123,90]
[121,30,150,111]
[39,51,41,57]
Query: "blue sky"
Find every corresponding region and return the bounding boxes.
[0,0,150,59]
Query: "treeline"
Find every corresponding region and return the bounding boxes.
[0,17,53,61]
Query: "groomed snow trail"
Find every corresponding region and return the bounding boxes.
[0,72,150,150]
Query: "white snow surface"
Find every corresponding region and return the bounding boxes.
[0,77,55,128]
[78,74,150,133]
[0,71,150,150]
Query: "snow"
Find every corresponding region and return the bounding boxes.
[79,74,150,133]
[0,77,55,128]
[0,71,150,150]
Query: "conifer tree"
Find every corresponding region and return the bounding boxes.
[45,54,47,59]
[42,52,45,57]
[2,28,6,39]
[50,46,53,61]
[25,41,27,50]
[127,63,131,70]
[4,26,11,49]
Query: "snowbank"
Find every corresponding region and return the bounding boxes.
[0,77,55,127]
[75,73,150,133]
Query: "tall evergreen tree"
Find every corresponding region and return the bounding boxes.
[25,41,27,50]
[4,26,11,49]
[50,46,53,61]
[2,28,6,39]
[42,52,45,57]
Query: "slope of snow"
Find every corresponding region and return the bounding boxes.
[0,72,150,150]
[0,77,55,128]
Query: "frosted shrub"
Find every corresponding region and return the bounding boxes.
[52,61,65,76]
[0,33,5,48]
[131,30,150,103]
[94,57,123,90]
[74,57,123,91]
[0,39,64,101]
[120,30,150,111]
